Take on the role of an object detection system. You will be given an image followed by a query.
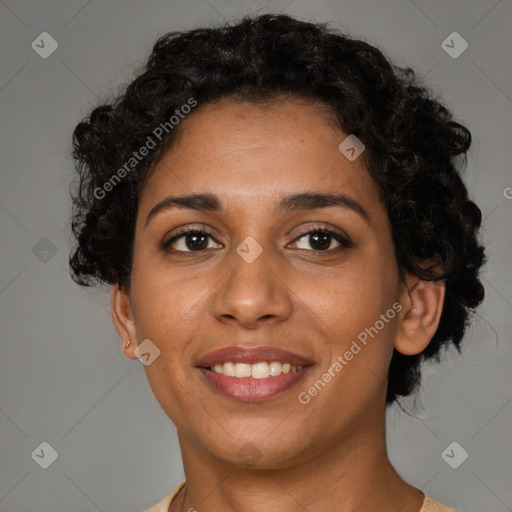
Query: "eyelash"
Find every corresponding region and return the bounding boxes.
[162,226,353,254]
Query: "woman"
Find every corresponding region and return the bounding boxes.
[69,14,485,512]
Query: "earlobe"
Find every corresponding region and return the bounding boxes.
[111,284,139,359]
[395,274,446,356]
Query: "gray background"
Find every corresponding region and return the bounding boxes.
[0,1,511,511]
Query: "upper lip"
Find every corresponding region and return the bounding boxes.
[197,345,314,367]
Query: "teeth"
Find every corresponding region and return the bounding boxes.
[210,361,303,378]
[269,361,281,376]
[234,363,252,378]
[252,362,270,379]
[223,361,235,377]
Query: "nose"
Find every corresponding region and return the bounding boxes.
[211,242,293,329]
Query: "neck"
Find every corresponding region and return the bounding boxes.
[171,406,424,512]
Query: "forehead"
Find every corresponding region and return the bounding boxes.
[140,98,381,217]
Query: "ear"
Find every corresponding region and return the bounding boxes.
[395,272,446,356]
[111,284,139,360]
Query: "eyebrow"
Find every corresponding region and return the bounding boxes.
[145,192,368,227]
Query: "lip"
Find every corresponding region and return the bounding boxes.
[196,345,313,367]
[196,345,314,402]
[199,367,311,402]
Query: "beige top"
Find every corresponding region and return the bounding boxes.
[143,481,459,511]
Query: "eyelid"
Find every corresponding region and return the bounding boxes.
[161,224,219,249]
[290,224,354,251]
[162,223,354,252]
[292,222,352,243]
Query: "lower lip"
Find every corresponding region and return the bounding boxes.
[199,367,309,402]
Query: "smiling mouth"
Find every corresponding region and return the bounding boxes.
[205,361,304,378]
[198,361,313,402]
[196,345,314,401]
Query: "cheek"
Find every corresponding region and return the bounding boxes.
[131,235,198,320]
[301,247,399,383]
[131,276,199,344]
[128,256,206,378]
[292,275,398,445]
[129,268,205,423]
[306,252,396,333]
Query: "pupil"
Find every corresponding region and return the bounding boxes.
[187,234,207,250]
[311,232,330,250]
[183,232,332,251]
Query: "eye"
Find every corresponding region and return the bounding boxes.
[162,228,222,253]
[291,228,353,252]
[162,225,353,254]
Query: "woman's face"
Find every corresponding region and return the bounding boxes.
[118,98,406,468]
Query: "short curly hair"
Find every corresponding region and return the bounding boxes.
[69,13,486,405]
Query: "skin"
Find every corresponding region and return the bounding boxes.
[112,97,445,512]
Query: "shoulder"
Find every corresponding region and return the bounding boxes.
[142,481,186,512]
[421,495,459,512]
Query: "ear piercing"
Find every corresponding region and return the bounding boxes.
[125,340,131,347]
